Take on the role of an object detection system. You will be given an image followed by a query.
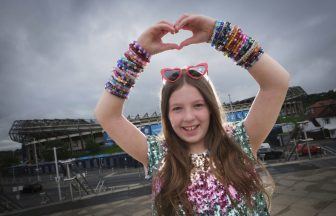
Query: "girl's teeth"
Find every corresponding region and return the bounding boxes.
[184,126,197,131]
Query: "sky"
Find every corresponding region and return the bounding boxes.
[0,0,335,151]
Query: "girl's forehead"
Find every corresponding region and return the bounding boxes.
[169,84,205,105]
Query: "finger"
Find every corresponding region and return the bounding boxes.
[160,21,178,34]
[179,36,198,49]
[176,16,193,31]
[160,43,180,51]
[158,20,175,28]
[174,14,189,30]
[155,23,176,34]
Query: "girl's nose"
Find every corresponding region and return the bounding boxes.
[183,109,196,122]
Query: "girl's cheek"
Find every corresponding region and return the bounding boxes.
[171,115,180,124]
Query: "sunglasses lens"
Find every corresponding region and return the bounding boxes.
[188,66,206,78]
[164,69,180,82]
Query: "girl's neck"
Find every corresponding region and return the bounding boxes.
[189,148,209,156]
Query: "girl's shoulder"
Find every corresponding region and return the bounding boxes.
[147,135,167,155]
[223,120,256,162]
[145,135,167,180]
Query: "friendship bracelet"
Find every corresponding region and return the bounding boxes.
[112,69,136,86]
[124,51,145,68]
[214,22,231,50]
[118,57,143,73]
[108,76,132,90]
[130,41,151,61]
[119,55,144,72]
[129,45,149,63]
[224,25,239,51]
[129,42,151,63]
[127,48,148,66]
[119,57,140,70]
[212,22,226,47]
[233,34,247,59]
[105,41,149,99]
[208,21,223,44]
[105,82,129,99]
[107,78,132,94]
[235,37,253,61]
[114,67,138,80]
[210,20,264,69]
[236,41,258,65]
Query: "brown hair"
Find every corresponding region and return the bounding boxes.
[154,73,272,215]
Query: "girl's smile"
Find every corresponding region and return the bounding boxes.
[168,84,210,154]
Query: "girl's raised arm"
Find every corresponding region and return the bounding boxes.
[94,21,178,166]
[174,14,290,158]
[243,54,289,158]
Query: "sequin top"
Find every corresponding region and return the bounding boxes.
[145,120,270,215]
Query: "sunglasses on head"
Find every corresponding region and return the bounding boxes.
[160,63,208,83]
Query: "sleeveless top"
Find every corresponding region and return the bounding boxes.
[145,120,271,215]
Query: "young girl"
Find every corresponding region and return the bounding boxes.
[95,14,290,215]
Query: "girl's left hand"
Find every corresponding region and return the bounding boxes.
[174,14,216,49]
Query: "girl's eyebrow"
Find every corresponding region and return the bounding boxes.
[193,99,205,103]
[170,99,205,107]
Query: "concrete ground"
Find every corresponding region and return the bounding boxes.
[3,156,336,216]
[48,159,336,216]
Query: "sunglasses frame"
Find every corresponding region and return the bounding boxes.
[160,63,208,83]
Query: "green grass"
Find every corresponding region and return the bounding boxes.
[86,145,124,156]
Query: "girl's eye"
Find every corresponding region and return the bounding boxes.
[172,107,181,111]
[195,104,204,108]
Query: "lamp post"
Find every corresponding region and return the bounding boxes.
[228,94,234,112]
[53,147,62,201]
[33,138,40,182]
[298,121,312,160]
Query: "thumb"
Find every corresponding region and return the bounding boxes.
[160,43,180,51]
[179,37,198,49]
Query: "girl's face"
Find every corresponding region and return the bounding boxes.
[168,84,210,153]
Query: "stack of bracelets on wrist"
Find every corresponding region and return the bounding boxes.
[208,20,264,69]
[105,41,151,99]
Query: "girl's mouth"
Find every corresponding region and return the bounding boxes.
[182,125,199,133]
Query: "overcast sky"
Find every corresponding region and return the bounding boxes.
[0,0,335,151]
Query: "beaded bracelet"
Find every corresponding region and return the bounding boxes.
[129,41,151,63]
[114,67,138,81]
[105,41,150,99]
[214,22,231,50]
[210,20,264,69]
[127,48,147,66]
[124,51,142,68]
[105,82,128,99]
[130,41,151,61]
[117,57,143,73]
[112,69,136,86]
[208,21,223,44]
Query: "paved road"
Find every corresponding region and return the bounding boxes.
[1,168,146,210]
[2,156,336,216]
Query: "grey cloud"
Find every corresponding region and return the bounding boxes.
[0,0,336,150]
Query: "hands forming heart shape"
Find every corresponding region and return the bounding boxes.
[137,14,216,56]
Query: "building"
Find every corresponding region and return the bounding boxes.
[8,119,103,163]
[306,99,336,138]
[8,115,162,164]
[223,86,307,122]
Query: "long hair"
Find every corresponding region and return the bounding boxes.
[155,72,272,215]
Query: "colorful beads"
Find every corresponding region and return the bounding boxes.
[105,41,150,99]
[209,20,264,69]
[129,41,151,62]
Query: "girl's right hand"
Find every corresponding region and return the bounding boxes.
[137,21,179,56]
[174,14,216,49]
